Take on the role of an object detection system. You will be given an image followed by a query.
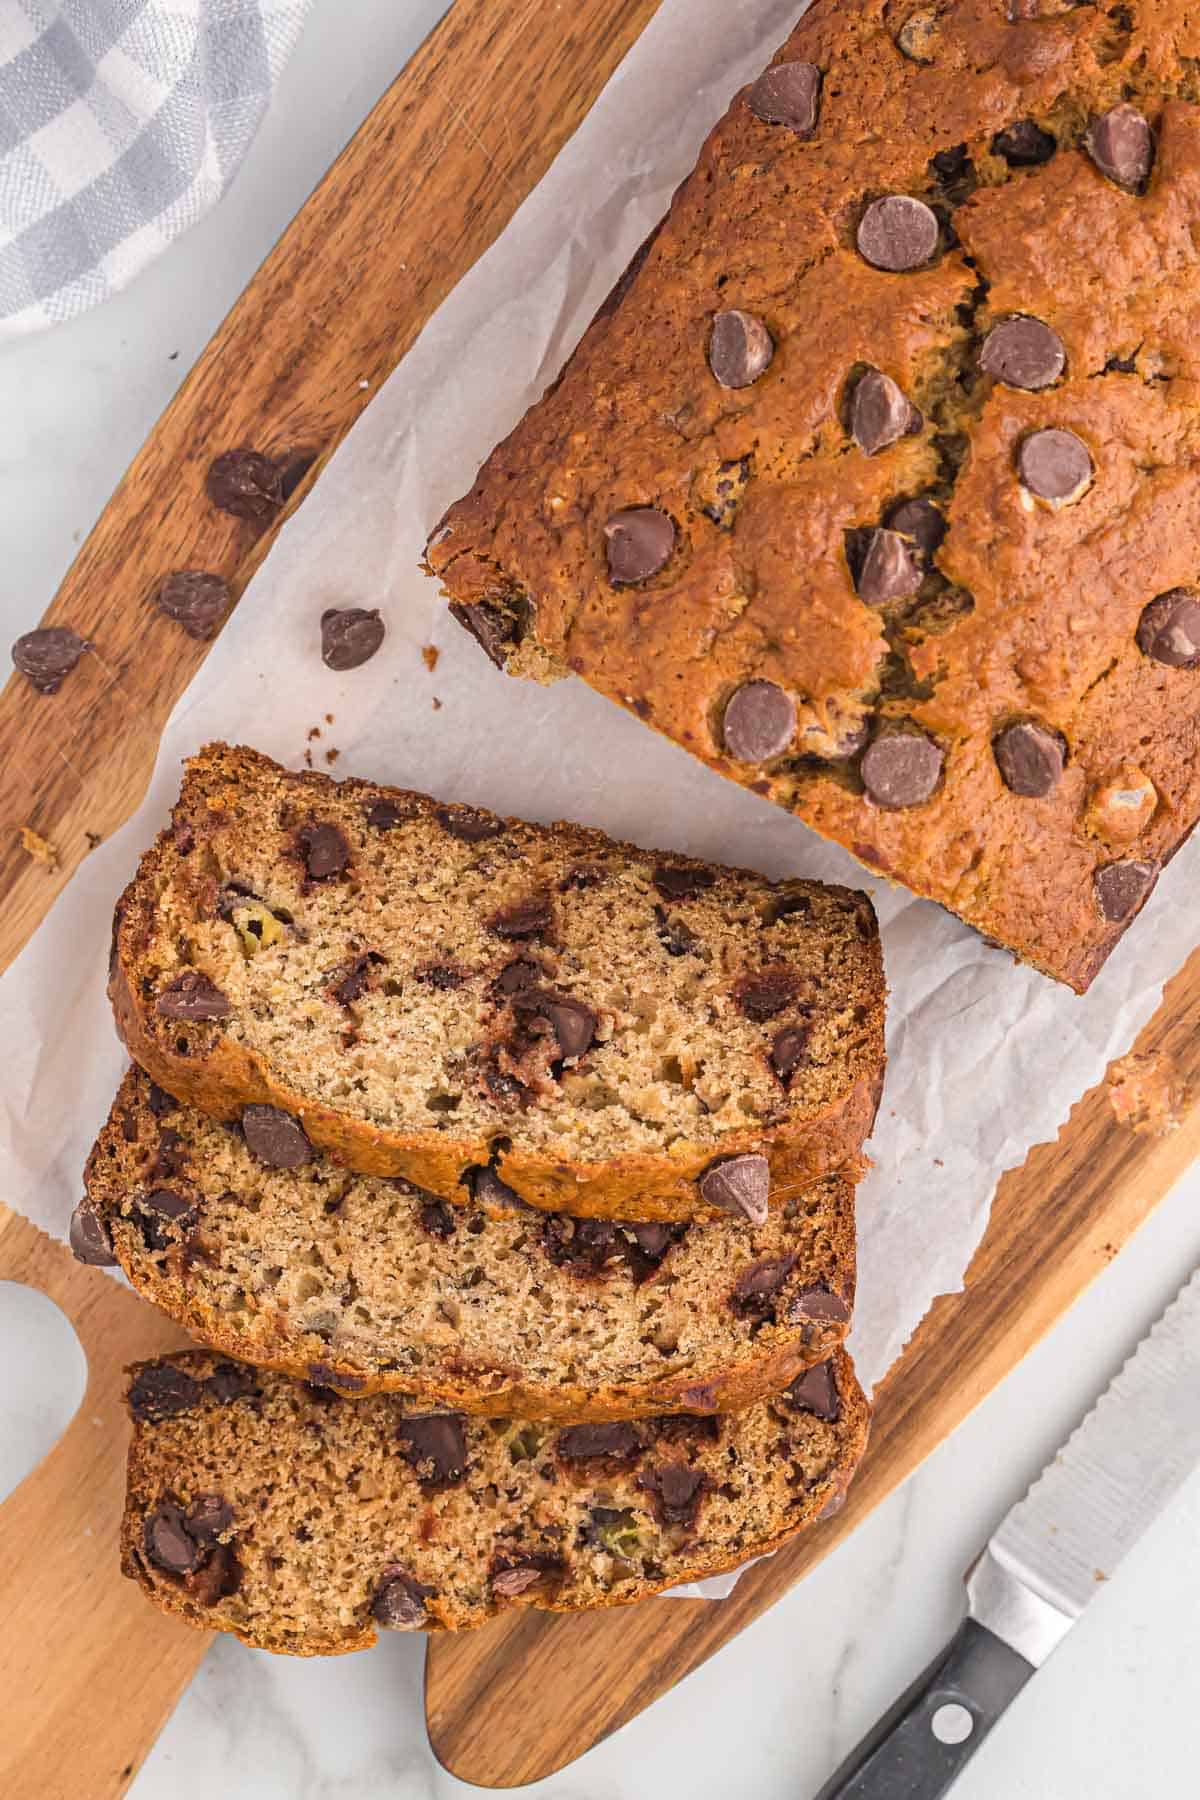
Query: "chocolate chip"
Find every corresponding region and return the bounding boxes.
[137,1188,198,1252]
[306,1362,366,1393]
[448,599,513,668]
[980,317,1066,390]
[151,1127,189,1182]
[128,1365,204,1422]
[735,968,800,1022]
[154,971,232,1022]
[1137,590,1200,668]
[1094,859,1157,922]
[747,60,821,135]
[857,195,939,272]
[1017,428,1092,504]
[320,607,385,671]
[992,119,1057,167]
[557,1422,643,1461]
[629,1223,676,1259]
[559,862,609,891]
[653,866,715,900]
[186,1543,242,1607]
[434,804,503,843]
[993,720,1065,797]
[12,627,90,694]
[861,732,942,809]
[155,571,231,640]
[770,1024,812,1083]
[637,1462,710,1528]
[654,906,699,957]
[468,1165,530,1212]
[495,957,543,995]
[512,988,597,1061]
[492,1561,558,1598]
[207,1362,261,1405]
[604,508,675,584]
[185,1493,235,1543]
[330,951,383,1007]
[397,1413,468,1486]
[488,895,553,939]
[783,1359,840,1421]
[730,1255,798,1318]
[69,1199,117,1266]
[850,369,922,455]
[147,1082,178,1117]
[242,1105,313,1169]
[709,311,774,389]
[372,1566,434,1629]
[1086,103,1154,193]
[416,962,466,991]
[787,1285,850,1325]
[206,448,283,524]
[885,497,946,558]
[722,680,796,762]
[419,1197,457,1239]
[297,821,350,879]
[850,528,922,605]
[699,1153,770,1225]
[144,1504,203,1574]
[365,798,406,830]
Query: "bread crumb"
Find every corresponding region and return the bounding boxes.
[85,830,102,851]
[325,713,334,725]
[432,696,443,711]
[19,825,57,868]
[308,726,321,742]
[422,644,440,672]
[325,748,340,765]
[1106,1053,1186,1137]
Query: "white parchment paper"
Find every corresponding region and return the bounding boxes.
[1,0,1195,1600]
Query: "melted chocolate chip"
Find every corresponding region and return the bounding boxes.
[734,967,800,1021]
[320,607,385,671]
[155,571,231,639]
[861,732,943,809]
[397,1413,468,1486]
[722,680,796,762]
[144,1504,203,1574]
[242,1105,313,1169]
[185,1494,235,1544]
[857,195,939,272]
[487,894,553,939]
[1137,590,1200,668]
[709,310,774,389]
[511,987,597,1060]
[1086,103,1154,193]
[604,508,675,584]
[850,528,922,605]
[787,1285,850,1325]
[698,1153,770,1225]
[419,1197,457,1238]
[747,60,821,135]
[1017,428,1092,504]
[207,1362,261,1405]
[637,1462,710,1529]
[850,369,922,455]
[136,1188,198,1252]
[993,721,1065,797]
[992,119,1056,167]
[69,1199,117,1266]
[415,962,467,990]
[654,905,699,957]
[559,862,609,891]
[1094,859,1157,922]
[884,496,946,558]
[770,1024,812,1084]
[495,957,544,995]
[11,626,91,694]
[146,1083,178,1117]
[186,1542,242,1606]
[365,797,406,830]
[653,865,715,900]
[128,1364,204,1422]
[372,1566,434,1629]
[206,448,283,524]
[541,1214,684,1283]
[434,804,503,843]
[155,971,232,1022]
[297,821,350,879]
[329,951,383,1007]
[448,599,514,668]
[730,1255,797,1319]
[980,317,1066,390]
[557,1422,643,1461]
[783,1359,841,1421]
[468,1164,529,1212]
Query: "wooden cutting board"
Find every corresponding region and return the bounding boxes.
[1,0,1197,1791]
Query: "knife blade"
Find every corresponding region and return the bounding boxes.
[815,1266,1200,1800]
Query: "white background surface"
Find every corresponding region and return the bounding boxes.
[2,3,1198,1795]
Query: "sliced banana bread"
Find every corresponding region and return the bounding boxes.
[121,1349,869,1648]
[109,743,885,1223]
[79,1066,857,1419]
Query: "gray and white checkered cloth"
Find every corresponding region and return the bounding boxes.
[0,1,312,336]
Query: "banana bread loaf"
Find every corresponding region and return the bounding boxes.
[121,1348,869,1648]
[426,0,1200,992]
[109,744,884,1222]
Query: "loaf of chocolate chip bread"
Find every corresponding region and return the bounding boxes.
[109,744,884,1223]
[79,1066,856,1419]
[426,0,1200,992]
[121,1349,868,1647]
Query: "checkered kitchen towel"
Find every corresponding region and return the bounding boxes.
[0,1,313,337]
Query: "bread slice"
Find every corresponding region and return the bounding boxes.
[109,743,884,1223]
[80,1066,857,1419]
[121,1349,869,1648]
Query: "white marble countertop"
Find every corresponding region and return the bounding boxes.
[3,3,1199,1794]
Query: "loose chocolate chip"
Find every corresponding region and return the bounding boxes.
[434,804,503,843]
[206,448,283,524]
[861,732,943,809]
[495,957,543,995]
[321,607,386,671]
[419,1197,457,1239]
[207,1362,262,1405]
[747,60,822,135]
[730,1255,798,1318]
[448,599,514,668]
[980,316,1066,391]
[604,508,675,584]
[155,970,233,1022]
[12,626,90,694]
[992,119,1057,167]
[637,1462,710,1528]
[185,1494,235,1544]
[242,1105,313,1169]
[1137,590,1200,668]
[365,798,405,830]
[468,1165,530,1213]
[69,1199,117,1266]
[128,1365,204,1422]
[147,1082,178,1118]
[709,310,774,389]
[770,1024,812,1084]
[1086,103,1154,193]
[373,1567,434,1629]
[1017,428,1093,504]
[850,369,922,455]
[787,1284,850,1325]
[699,1153,770,1226]
[850,528,922,605]
[885,496,946,558]
[723,680,796,762]
[298,821,350,879]
[512,988,597,1061]
[1094,859,1157,922]
[187,1543,242,1606]
[654,905,699,958]
[306,1362,366,1393]
[488,894,553,939]
[993,720,1065,797]
[783,1359,841,1421]
[653,865,715,900]
[857,195,939,272]
[144,1504,203,1574]
[557,1422,643,1461]
[398,1413,468,1485]
[155,570,231,640]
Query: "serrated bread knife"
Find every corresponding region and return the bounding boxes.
[816,1266,1200,1799]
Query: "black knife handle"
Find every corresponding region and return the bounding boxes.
[814,1616,1035,1800]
